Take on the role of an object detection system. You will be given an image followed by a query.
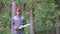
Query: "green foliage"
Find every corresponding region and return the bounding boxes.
[34,0,58,34]
[0,0,60,34]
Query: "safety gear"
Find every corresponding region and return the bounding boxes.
[16,8,21,12]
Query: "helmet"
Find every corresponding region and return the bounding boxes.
[16,8,21,12]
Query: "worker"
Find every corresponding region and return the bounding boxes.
[12,8,26,34]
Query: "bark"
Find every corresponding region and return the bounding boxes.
[55,0,60,34]
[30,10,35,34]
[11,0,16,34]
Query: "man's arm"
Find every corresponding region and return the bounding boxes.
[18,16,26,29]
[22,19,26,25]
[12,19,15,32]
[18,19,26,28]
[21,16,26,25]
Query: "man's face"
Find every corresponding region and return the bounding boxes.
[16,12,20,15]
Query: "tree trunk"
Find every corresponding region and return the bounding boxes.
[11,0,16,34]
[30,8,35,34]
[55,0,60,34]
[30,0,35,34]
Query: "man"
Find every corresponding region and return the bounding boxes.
[12,8,26,34]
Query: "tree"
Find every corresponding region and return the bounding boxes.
[11,0,16,34]
[55,0,60,34]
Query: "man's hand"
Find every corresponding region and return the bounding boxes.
[14,25,24,30]
[20,25,23,27]
[18,25,23,29]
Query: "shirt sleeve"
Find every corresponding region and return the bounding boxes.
[22,19,26,25]
[12,19,15,32]
[21,16,26,25]
[12,19,15,26]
